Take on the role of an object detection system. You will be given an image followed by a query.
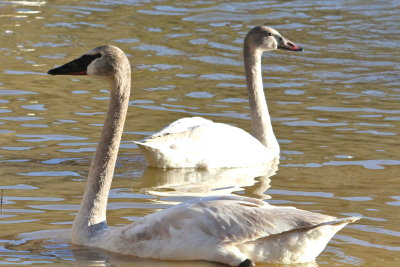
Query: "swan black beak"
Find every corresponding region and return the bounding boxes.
[47,54,101,75]
[276,36,303,52]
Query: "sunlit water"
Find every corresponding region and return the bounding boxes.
[0,0,399,266]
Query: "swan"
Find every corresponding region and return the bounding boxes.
[47,43,359,266]
[134,26,303,169]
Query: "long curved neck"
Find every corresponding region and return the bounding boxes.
[243,43,279,155]
[72,71,131,243]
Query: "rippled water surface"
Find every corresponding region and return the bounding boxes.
[1,0,399,266]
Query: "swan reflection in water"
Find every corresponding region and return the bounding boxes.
[134,158,279,199]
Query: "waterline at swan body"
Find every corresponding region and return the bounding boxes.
[135,26,303,169]
[47,42,359,266]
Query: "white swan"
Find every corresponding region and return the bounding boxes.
[47,44,359,266]
[134,26,303,169]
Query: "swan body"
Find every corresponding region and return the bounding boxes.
[135,26,304,169]
[99,196,358,266]
[47,32,359,267]
[136,117,275,168]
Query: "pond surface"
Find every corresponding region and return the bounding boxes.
[0,0,399,266]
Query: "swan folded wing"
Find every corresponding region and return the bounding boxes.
[111,196,335,247]
[179,197,338,245]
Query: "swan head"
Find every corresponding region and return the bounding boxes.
[47,45,130,78]
[245,26,303,52]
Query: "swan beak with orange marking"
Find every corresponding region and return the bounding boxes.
[276,36,303,52]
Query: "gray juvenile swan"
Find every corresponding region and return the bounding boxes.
[134,26,303,169]
[47,44,359,266]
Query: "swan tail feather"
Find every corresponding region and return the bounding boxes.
[319,216,360,227]
[134,141,173,168]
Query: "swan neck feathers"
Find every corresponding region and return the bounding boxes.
[243,35,279,155]
[72,45,131,243]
